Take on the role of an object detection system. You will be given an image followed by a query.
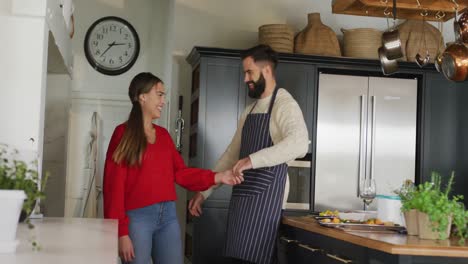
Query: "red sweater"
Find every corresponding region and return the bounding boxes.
[103,124,215,237]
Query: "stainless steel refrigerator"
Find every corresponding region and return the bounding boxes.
[314,73,417,211]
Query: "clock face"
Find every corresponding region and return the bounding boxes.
[84,17,140,75]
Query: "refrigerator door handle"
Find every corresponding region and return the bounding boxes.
[357,95,366,197]
[370,95,377,180]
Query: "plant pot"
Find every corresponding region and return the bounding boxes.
[403,209,419,236]
[417,211,452,240]
[18,210,28,223]
[0,190,26,253]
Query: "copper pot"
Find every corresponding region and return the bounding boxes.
[441,42,468,82]
[379,47,398,75]
[459,11,468,43]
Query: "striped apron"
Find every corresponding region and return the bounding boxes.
[225,88,287,264]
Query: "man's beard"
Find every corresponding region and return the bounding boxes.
[246,73,266,99]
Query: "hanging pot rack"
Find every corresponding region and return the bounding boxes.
[332,0,468,22]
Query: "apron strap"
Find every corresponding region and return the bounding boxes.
[267,87,279,115]
[248,87,279,115]
[248,101,258,114]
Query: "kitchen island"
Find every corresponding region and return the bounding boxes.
[0,217,118,264]
[280,216,468,264]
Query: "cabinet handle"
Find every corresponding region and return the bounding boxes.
[279,237,297,244]
[298,243,321,253]
[325,253,353,263]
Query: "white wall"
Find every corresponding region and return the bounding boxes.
[148,0,175,95]
[43,74,71,217]
[0,0,12,15]
[0,15,48,164]
[13,0,46,17]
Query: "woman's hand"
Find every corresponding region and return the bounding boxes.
[188,192,205,217]
[214,169,244,185]
[119,235,135,262]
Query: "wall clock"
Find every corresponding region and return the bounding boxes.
[84,16,140,75]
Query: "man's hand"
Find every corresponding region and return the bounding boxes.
[214,170,244,185]
[188,192,205,217]
[119,235,135,262]
[233,157,253,177]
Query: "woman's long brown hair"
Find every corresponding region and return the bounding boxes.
[112,72,163,166]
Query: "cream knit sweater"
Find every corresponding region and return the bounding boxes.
[201,88,309,207]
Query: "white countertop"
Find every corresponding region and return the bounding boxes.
[0,217,118,264]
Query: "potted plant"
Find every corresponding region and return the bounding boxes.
[0,143,48,252]
[397,172,467,244]
[395,179,418,235]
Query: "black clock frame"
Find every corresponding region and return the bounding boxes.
[84,16,140,76]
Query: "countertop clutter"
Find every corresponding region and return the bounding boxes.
[282,216,468,258]
[0,217,118,264]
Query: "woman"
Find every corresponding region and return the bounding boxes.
[103,72,242,264]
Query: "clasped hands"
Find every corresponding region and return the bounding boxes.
[214,157,252,186]
[190,157,252,217]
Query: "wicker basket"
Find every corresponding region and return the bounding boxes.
[342,28,382,59]
[258,24,294,53]
[397,20,444,63]
[295,13,341,56]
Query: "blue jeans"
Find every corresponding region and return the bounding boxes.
[124,201,183,264]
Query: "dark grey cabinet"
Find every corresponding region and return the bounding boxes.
[457,86,468,206]
[189,57,245,200]
[186,55,245,263]
[192,205,229,264]
[186,47,468,264]
[422,72,468,205]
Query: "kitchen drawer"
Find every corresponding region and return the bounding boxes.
[278,236,323,264]
[278,235,357,264]
[281,225,367,264]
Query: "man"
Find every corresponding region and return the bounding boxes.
[189,44,309,264]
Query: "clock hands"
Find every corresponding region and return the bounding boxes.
[100,41,127,57]
[100,41,115,57]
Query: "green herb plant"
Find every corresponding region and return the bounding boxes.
[396,172,467,245]
[0,143,49,250]
[395,179,417,212]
